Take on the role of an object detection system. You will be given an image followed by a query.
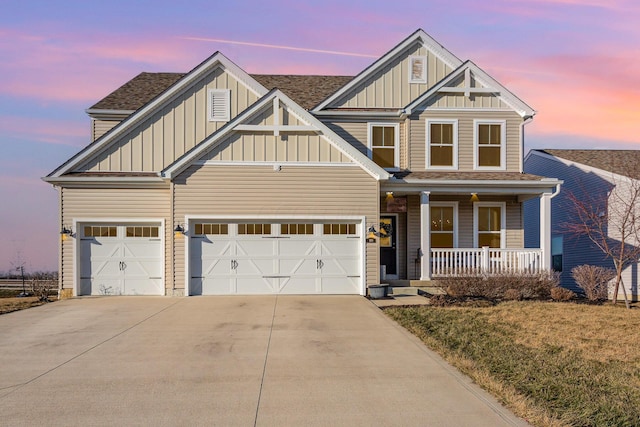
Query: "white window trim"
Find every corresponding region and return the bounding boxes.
[426,119,458,170]
[409,55,428,84]
[473,202,506,248]
[207,88,231,122]
[473,119,506,171]
[367,122,400,171]
[430,202,459,248]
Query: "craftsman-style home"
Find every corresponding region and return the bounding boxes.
[44,29,560,297]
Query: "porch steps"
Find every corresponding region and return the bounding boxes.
[382,280,446,296]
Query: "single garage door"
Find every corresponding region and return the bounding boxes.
[189,221,361,295]
[79,224,163,295]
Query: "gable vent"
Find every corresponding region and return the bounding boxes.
[208,89,231,122]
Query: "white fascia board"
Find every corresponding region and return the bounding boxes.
[85,109,135,118]
[404,61,535,118]
[312,110,405,118]
[312,29,462,113]
[42,175,166,184]
[47,52,269,179]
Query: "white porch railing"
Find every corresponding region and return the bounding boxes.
[430,247,543,277]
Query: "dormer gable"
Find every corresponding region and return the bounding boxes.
[312,29,462,113]
[405,61,535,118]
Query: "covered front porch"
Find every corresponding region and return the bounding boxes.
[377,172,561,281]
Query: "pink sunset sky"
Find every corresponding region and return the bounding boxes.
[1,0,639,272]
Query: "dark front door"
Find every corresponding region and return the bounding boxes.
[380,216,397,277]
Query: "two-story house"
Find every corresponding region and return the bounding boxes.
[44,29,560,297]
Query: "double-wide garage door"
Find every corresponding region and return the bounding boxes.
[189,221,362,295]
[79,224,163,295]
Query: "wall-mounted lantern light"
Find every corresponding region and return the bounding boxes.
[174,224,185,237]
[60,226,72,241]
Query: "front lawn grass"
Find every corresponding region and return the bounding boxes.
[0,289,56,315]
[384,301,640,427]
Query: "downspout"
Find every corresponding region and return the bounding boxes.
[519,116,534,173]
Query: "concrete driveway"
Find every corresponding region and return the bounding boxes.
[0,296,528,426]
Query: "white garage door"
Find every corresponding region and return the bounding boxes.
[79,224,163,295]
[189,222,361,295]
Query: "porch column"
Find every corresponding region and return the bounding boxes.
[420,191,431,280]
[539,192,552,270]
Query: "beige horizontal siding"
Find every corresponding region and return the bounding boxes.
[331,41,454,109]
[410,110,523,172]
[173,165,379,291]
[80,68,259,172]
[60,186,171,293]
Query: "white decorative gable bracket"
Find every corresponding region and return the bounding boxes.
[438,68,498,99]
[233,97,320,136]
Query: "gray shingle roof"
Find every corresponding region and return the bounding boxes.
[394,171,548,181]
[251,75,352,110]
[89,72,353,112]
[89,72,185,111]
[539,149,640,180]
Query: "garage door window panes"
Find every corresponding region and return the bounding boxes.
[238,223,271,235]
[194,223,228,235]
[84,226,117,237]
[323,224,357,235]
[126,226,159,238]
[281,224,314,235]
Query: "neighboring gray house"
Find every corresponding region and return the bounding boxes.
[43,29,560,298]
[524,149,640,298]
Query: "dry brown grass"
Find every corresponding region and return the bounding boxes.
[0,296,52,315]
[480,301,640,364]
[385,301,640,426]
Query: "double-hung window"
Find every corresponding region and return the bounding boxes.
[427,120,458,169]
[474,203,505,248]
[369,123,399,169]
[474,120,506,169]
[430,203,457,248]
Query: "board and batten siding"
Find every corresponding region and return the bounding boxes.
[410,110,523,172]
[59,186,171,294]
[330,41,454,109]
[322,120,408,169]
[172,165,379,291]
[79,68,259,173]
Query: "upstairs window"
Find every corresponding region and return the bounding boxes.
[475,120,505,169]
[427,120,458,169]
[208,89,230,122]
[369,123,399,169]
[409,56,427,83]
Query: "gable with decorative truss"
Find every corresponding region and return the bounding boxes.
[163,89,389,180]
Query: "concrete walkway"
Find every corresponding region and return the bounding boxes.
[0,296,529,426]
